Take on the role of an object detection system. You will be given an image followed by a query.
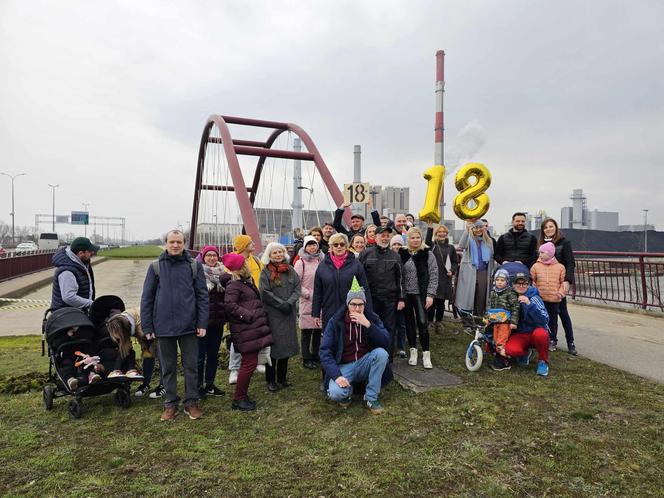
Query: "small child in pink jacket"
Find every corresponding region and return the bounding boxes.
[530,242,566,351]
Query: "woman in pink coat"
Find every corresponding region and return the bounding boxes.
[293,235,325,369]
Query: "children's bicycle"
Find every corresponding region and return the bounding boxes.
[460,312,494,372]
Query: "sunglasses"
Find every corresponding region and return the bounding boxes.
[331,242,346,248]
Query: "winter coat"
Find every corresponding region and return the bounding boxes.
[224,277,273,354]
[494,229,539,268]
[293,249,325,329]
[259,265,301,359]
[488,289,520,326]
[358,244,404,302]
[319,305,393,389]
[554,237,575,285]
[399,248,438,298]
[455,230,496,312]
[530,260,566,303]
[312,252,372,327]
[205,269,230,325]
[425,228,459,300]
[332,208,381,239]
[514,286,549,333]
[140,251,209,337]
[51,247,96,311]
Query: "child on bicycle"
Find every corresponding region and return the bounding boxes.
[487,269,520,357]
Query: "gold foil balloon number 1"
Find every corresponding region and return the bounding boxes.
[418,165,445,223]
[453,163,491,220]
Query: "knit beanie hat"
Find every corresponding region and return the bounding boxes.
[539,242,555,258]
[200,245,219,259]
[233,234,252,253]
[494,268,509,282]
[390,234,404,247]
[346,276,367,305]
[221,253,245,272]
[303,235,318,248]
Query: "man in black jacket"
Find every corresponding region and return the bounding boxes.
[494,212,539,268]
[333,197,381,239]
[358,225,404,360]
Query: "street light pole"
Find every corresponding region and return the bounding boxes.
[48,184,59,231]
[643,209,649,252]
[82,202,90,237]
[0,172,27,244]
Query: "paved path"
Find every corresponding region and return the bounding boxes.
[0,259,151,336]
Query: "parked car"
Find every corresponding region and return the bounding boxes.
[38,232,59,251]
[15,242,39,253]
[0,244,6,256]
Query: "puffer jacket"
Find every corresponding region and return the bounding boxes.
[224,277,273,354]
[530,260,566,303]
[358,244,403,301]
[554,237,575,284]
[495,229,538,268]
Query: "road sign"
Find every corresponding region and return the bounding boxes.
[71,211,89,225]
[55,215,69,224]
[343,183,370,204]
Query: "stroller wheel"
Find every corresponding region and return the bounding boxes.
[68,399,83,419]
[43,386,55,411]
[114,388,131,409]
[465,341,484,372]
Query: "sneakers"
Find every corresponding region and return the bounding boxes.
[134,384,150,397]
[107,370,125,379]
[490,356,511,371]
[256,365,266,374]
[549,340,557,352]
[516,349,533,366]
[67,377,79,391]
[228,370,238,385]
[266,381,279,393]
[126,369,144,380]
[408,348,418,366]
[149,384,165,399]
[160,406,178,421]
[537,360,550,377]
[232,397,256,411]
[302,360,317,369]
[398,350,407,359]
[338,397,352,409]
[184,402,203,420]
[204,384,225,397]
[88,371,101,384]
[567,343,578,356]
[422,351,433,369]
[365,399,384,414]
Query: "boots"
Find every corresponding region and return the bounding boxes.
[408,348,418,366]
[422,351,433,369]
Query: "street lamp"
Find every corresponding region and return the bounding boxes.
[82,202,90,237]
[48,184,59,231]
[643,209,649,252]
[0,172,27,244]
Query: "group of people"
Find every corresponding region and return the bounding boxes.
[50,206,577,420]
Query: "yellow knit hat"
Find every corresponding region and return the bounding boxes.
[233,234,253,253]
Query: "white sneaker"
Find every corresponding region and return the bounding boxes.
[408,348,418,366]
[228,370,238,385]
[422,351,433,369]
[256,365,266,374]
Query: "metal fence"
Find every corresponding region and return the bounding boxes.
[0,250,57,283]
[572,251,664,311]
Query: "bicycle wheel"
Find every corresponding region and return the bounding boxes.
[465,341,484,372]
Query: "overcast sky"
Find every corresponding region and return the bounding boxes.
[1,0,663,240]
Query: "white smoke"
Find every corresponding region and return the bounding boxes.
[445,120,487,177]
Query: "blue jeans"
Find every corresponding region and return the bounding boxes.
[327,348,388,403]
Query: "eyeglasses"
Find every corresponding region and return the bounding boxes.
[348,302,365,308]
[331,242,346,248]
[514,281,529,286]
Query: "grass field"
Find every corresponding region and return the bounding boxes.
[0,326,662,497]
[98,245,163,258]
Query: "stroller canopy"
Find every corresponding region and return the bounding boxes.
[45,308,95,342]
[89,295,125,328]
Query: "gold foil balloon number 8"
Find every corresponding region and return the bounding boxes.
[453,162,491,220]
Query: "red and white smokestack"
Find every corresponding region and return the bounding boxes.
[434,50,445,216]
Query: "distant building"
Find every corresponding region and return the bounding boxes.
[560,189,619,231]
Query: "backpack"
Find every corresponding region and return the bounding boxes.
[151,259,198,282]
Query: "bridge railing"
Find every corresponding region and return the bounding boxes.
[0,250,58,283]
[572,251,664,311]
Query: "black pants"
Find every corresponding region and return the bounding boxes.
[372,297,398,359]
[544,301,560,343]
[112,349,137,372]
[198,321,224,387]
[427,298,446,322]
[265,357,289,384]
[558,297,575,345]
[405,294,429,351]
[300,329,321,362]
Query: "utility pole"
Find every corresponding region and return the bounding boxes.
[0,172,27,244]
[48,184,59,231]
[643,209,649,252]
[82,202,90,237]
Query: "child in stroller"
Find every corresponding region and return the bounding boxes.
[49,320,103,391]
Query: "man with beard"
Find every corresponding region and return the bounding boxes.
[494,212,539,268]
[358,225,404,360]
[51,237,99,311]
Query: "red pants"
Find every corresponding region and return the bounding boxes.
[504,328,549,363]
[233,351,258,401]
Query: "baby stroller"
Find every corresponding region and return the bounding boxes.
[41,296,133,419]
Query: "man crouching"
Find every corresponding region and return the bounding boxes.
[319,277,392,413]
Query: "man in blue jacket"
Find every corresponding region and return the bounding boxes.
[141,229,209,421]
[319,277,392,413]
[491,272,550,376]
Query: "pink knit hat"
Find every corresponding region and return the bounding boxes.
[539,242,555,258]
[200,245,219,258]
[221,253,245,272]
[390,234,404,247]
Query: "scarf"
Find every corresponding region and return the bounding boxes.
[203,262,225,291]
[267,261,290,284]
[298,247,324,263]
[469,236,490,269]
[330,251,349,270]
[539,255,559,266]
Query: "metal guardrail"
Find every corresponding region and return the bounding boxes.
[0,250,57,283]
[572,251,664,311]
